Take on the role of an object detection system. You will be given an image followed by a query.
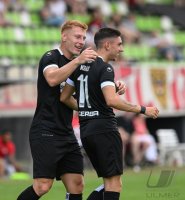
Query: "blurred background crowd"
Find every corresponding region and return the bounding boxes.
[0,0,185,66]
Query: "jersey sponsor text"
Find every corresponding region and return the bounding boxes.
[79,111,99,117]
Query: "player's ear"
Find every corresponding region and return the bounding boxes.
[62,32,67,42]
[105,41,110,51]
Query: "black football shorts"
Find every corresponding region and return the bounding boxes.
[30,134,83,180]
[82,131,123,178]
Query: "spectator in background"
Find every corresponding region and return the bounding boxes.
[130,114,158,172]
[174,0,185,7]
[0,130,21,178]
[108,12,123,29]
[67,0,90,25]
[147,30,183,61]
[40,0,67,27]
[72,112,82,147]
[108,13,140,44]
[127,0,145,12]
[88,7,106,35]
[0,0,12,26]
[120,13,141,44]
[87,0,112,17]
[86,7,107,48]
[6,0,26,12]
[69,0,87,16]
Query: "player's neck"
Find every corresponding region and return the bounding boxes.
[97,50,109,63]
[59,45,73,60]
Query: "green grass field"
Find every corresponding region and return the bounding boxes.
[0,167,185,200]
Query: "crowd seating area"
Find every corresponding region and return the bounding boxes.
[0,0,185,70]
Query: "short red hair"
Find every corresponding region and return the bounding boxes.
[61,20,88,33]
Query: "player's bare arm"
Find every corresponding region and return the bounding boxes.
[60,83,78,111]
[44,48,97,87]
[102,85,159,119]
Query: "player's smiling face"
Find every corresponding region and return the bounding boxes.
[108,37,123,61]
[64,26,86,57]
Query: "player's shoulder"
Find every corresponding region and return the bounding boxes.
[96,57,112,68]
[96,56,105,66]
[38,49,60,70]
[96,58,113,74]
[42,49,59,59]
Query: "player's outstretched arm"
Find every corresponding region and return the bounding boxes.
[60,83,78,111]
[102,85,159,119]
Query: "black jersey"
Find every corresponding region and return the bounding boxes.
[67,57,118,138]
[30,48,74,139]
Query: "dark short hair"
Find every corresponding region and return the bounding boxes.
[94,27,122,48]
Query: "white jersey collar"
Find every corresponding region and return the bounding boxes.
[57,47,64,55]
[98,56,104,61]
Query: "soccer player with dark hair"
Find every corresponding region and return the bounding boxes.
[61,27,159,200]
[16,20,98,200]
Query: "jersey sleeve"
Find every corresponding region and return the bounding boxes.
[40,51,59,73]
[66,72,75,87]
[100,64,115,89]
